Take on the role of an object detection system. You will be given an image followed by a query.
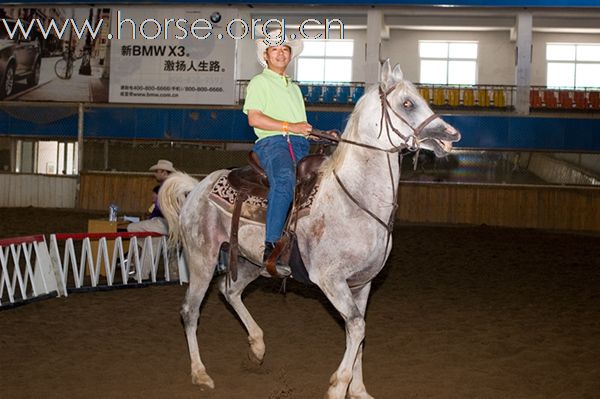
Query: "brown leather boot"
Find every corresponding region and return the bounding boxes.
[262,241,291,278]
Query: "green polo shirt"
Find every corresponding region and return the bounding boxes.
[243,68,307,142]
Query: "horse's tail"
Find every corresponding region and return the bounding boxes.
[159,171,199,245]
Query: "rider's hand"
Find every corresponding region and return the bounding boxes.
[328,130,341,139]
[289,122,312,136]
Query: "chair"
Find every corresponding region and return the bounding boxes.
[573,91,588,109]
[418,87,431,104]
[543,90,558,108]
[335,86,351,103]
[477,89,490,107]
[432,88,445,106]
[351,86,365,103]
[447,88,460,107]
[589,91,600,109]
[306,85,322,104]
[299,84,309,101]
[462,89,475,106]
[530,89,542,109]
[321,85,336,103]
[493,89,505,108]
[559,90,573,109]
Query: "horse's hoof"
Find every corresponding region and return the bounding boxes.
[347,392,374,399]
[247,347,265,365]
[191,371,215,390]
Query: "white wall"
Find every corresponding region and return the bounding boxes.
[0,174,76,208]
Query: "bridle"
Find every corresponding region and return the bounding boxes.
[377,84,441,152]
[310,83,442,154]
[311,83,442,267]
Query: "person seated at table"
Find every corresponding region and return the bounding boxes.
[143,185,161,220]
[127,160,175,279]
[127,159,175,236]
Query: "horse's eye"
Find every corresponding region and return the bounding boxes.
[403,100,413,109]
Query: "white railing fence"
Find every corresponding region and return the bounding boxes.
[1,232,188,309]
[0,235,58,307]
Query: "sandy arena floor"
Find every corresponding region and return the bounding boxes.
[1,207,599,398]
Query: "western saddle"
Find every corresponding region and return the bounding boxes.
[225,150,327,280]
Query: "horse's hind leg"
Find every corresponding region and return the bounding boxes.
[180,240,219,389]
[218,260,264,364]
[347,283,374,399]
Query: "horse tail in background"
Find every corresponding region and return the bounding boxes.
[159,172,199,244]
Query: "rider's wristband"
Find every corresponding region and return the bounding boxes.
[282,121,289,133]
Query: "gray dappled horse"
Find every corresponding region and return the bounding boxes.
[159,61,460,399]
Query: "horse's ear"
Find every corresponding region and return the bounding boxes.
[392,64,404,82]
[380,59,393,89]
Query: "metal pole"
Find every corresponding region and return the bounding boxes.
[78,103,84,173]
[75,103,84,208]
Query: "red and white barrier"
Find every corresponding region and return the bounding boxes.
[1,231,188,309]
[48,232,187,296]
[0,235,58,307]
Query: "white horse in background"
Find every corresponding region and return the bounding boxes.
[159,61,460,399]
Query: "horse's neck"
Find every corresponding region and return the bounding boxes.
[332,144,400,218]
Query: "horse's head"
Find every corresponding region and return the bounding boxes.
[372,60,461,157]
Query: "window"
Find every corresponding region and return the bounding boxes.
[15,140,78,175]
[546,43,600,89]
[296,39,353,83]
[419,41,478,85]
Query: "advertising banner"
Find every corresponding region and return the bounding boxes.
[0,7,110,103]
[108,6,236,105]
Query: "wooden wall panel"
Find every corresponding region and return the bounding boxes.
[77,174,600,232]
[78,172,157,215]
[397,183,600,233]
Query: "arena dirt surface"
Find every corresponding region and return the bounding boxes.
[1,207,599,398]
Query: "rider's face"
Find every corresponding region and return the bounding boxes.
[264,45,292,72]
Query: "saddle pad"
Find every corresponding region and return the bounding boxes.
[209,175,268,224]
[208,174,320,225]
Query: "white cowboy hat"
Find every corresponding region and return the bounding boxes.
[149,159,175,173]
[255,29,303,69]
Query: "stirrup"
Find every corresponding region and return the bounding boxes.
[260,264,291,278]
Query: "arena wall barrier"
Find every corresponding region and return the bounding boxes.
[0,235,58,308]
[397,182,600,232]
[0,174,77,208]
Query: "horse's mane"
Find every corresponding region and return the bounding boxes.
[321,84,377,176]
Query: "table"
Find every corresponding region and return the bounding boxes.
[87,219,131,276]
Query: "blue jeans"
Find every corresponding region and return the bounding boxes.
[253,134,310,243]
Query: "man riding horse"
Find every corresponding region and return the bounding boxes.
[243,30,312,276]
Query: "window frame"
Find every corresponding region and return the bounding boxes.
[546,42,600,89]
[295,39,354,83]
[418,40,479,86]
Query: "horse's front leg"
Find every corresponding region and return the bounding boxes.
[217,259,265,364]
[347,283,374,399]
[318,277,367,399]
